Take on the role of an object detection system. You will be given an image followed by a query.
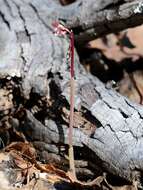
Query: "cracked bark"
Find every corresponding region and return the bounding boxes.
[1,0,143,186]
[0,10,10,29]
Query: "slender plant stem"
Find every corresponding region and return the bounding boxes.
[68,31,76,178]
[52,22,76,179]
[70,32,74,78]
[68,76,76,176]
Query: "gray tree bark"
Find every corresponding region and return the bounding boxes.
[1,0,143,185]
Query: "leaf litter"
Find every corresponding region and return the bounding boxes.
[0,142,119,190]
[0,142,105,189]
[0,136,139,189]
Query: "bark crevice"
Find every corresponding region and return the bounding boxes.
[13,1,31,43]
[0,10,10,29]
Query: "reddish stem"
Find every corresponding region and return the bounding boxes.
[70,31,74,78]
[52,22,76,178]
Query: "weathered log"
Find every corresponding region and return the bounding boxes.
[1,0,143,185]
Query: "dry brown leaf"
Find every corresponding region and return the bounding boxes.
[66,171,104,187]
[12,153,31,169]
[90,24,143,62]
[5,142,36,160]
[118,71,143,104]
[6,143,71,184]
[4,142,105,188]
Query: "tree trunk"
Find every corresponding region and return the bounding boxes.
[1,0,143,184]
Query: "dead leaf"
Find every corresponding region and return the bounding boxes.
[118,71,143,104]
[89,24,143,62]
[66,171,104,187]
[5,142,36,160]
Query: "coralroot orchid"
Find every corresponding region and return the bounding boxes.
[52,21,76,179]
[52,21,70,36]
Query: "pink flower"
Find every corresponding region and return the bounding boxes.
[52,21,70,36]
